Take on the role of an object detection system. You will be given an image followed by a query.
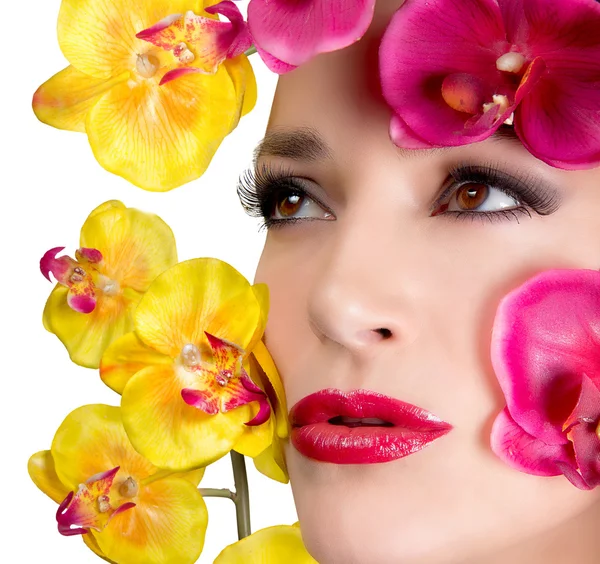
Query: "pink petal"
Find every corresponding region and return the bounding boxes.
[490,408,576,476]
[491,269,600,445]
[160,66,203,86]
[181,388,220,414]
[389,115,438,149]
[75,247,103,264]
[247,0,376,67]
[67,291,96,314]
[508,0,600,166]
[255,43,297,74]
[40,247,70,283]
[205,0,252,58]
[564,375,600,488]
[379,0,512,146]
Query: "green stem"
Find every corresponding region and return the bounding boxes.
[243,45,257,57]
[230,451,251,539]
[198,488,235,500]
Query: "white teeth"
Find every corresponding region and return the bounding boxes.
[340,417,362,424]
[339,416,388,425]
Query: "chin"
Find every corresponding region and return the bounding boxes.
[287,448,462,564]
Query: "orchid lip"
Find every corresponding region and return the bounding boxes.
[289,388,452,432]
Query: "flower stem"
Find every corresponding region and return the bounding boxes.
[198,488,235,500]
[243,45,257,57]
[230,451,251,539]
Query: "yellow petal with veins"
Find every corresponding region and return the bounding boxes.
[134,259,261,358]
[222,54,257,133]
[32,66,127,132]
[214,523,317,563]
[28,450,70,504]
[253,433,289,484]
[121,364,251,470]
[57,0,206,79]
[51,405,157,491]
[43,284,138,368]
[95,477,208,564]
[252,341,289,439]
[79,201,178,291]
[84,533,114,563]
[86,65,238,191]
[100,332,171,394]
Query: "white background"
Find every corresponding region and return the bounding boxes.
[2,0,298,562]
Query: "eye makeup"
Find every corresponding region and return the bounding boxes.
[236,161,563,229]
[430,163,562,223]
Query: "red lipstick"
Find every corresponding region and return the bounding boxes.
[289,388,452,464]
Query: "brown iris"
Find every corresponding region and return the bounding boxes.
[276,193,303,217]
[455,183,489,210]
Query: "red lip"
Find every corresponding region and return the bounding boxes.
[289,388,452,464]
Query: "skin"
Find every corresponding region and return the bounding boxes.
[252,1,600,563]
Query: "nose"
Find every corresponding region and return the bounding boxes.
[307,212,420,356]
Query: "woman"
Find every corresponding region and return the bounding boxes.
[238,0,600,562]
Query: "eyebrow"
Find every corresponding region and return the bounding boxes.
[253,124,523,164]
[253,126,334,164]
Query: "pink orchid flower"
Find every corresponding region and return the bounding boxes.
[379,0,600,169]
[490,269,600,490]
[247,0,376,73]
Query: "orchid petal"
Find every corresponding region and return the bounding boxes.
[491,269,600,445]
[79,201,177,293]
[121,365,251,470]
[51,405,158,491]
[32,66,125,133]
[214,522,317,563]
[57,0,203,79]
[254,44,297,74]
[137,3,249,75]
[56,467,136,536]
[564,375,600,488]
[379,0,512,146]
[252,341,289,439]
[134,258,261,358]
[86,66,238,191]
[222,55,258,132]
[43,285,136,368]
[94,477,208,564]
[389,114,439,150]
[253,434,289,484]
[248,0,376,67]
[28,450,70,504]
[490,408,575,477]
[100,332,171,394]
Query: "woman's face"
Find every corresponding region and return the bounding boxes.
[251,2,600,563]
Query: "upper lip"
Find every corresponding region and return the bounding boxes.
[289,388,452,431]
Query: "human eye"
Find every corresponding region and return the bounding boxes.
[236,163,334,229]
[430,164,561,223]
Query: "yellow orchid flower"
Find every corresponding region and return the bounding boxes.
[214,522,318,563]
[28,404,207,564]
[100,258,287,471]
[33,0,257,191]
[41,200,177,368]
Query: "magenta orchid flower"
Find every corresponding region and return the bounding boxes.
[247,0,376,73]
[490,269,600,490]
[379,0,600,169]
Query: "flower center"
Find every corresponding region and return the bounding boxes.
[119,476,139,498]
[496,52,526,74]
[181,343,201,371]
[215,369,233,387]
[136,53,160,78]
[173,42,195,64]
[96,274,120,296]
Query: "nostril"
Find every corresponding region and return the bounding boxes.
[373,328,392,339]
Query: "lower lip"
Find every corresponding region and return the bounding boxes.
[291,422,450,464]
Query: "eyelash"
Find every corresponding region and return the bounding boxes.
[236,162,560,229]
